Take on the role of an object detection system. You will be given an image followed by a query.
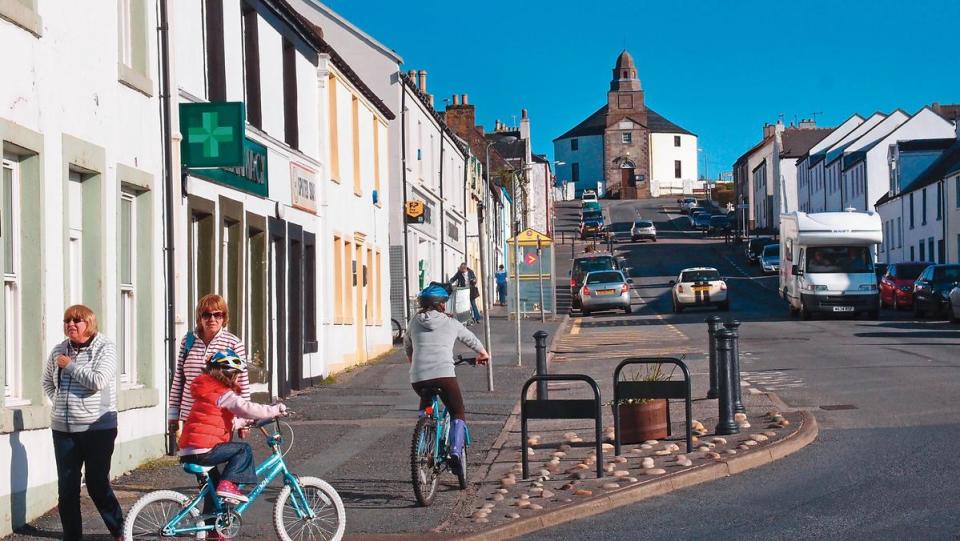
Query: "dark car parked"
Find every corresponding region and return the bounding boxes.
[913,264,960,318]
[692,213,713,231]
[570,254,621,309]
[746,237,776,264]
[707,215,732,236]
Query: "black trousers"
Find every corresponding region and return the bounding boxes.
[52,428,124,540]
[412,377,466,420]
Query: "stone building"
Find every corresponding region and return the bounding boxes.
[553,50,697,199]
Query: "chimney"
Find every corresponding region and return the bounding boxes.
[520,108,531,141]
[762,123,776,138]
[461,94,468,105]
[417,70,427,93]
[452,94,460,106]
[407,70,417,84]
[428,94,434,108]
[798,118,817,129]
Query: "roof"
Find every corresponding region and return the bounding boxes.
[274,0,395,120]
[734,136,772,166]
[615,49,637,72]
[931,103,960,122]
[296,0,402,63]
[485,131,526,161]
[553,105,694,141]
[897,138,956,151]
[399,73,468,157]
[876,139,960,206]
[780,128,834,158]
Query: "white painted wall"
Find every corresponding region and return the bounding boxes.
[553,134,604,195]
[649,132,698,196]
[946,172,960,263]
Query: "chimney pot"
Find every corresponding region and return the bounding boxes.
[461,94,468,105]
[428,94,434,108]
[453,94,460,105]
[407,70,417,84]
[521,108,528,119]
[418,70,427,93]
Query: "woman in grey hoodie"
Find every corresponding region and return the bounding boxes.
[405,282,490,474]
[41,305,124,541]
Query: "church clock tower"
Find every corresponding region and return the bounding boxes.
[604,50,650,199]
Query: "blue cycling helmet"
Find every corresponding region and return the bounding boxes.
[208,348,247,372]
[419,282,451,305]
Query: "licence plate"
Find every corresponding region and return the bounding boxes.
[832,306,855,312]
[598,289,616,295]
[694,286,709,292]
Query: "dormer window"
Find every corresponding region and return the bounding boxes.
[621,132,632,144]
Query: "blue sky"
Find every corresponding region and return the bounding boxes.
[324,0,959,177]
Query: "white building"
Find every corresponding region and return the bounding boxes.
[1,0,166,532]
[807,112,887,213]
[797,115,865,213]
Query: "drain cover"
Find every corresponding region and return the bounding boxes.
[819,404,857,411]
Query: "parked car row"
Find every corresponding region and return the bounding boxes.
[877,263,960,321]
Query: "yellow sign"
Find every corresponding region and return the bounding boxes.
[509,228,552,246]
[405,200,425,223]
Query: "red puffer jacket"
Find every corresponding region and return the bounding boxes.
[178,374,236,450]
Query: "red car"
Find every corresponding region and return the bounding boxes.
[879,262,931,310]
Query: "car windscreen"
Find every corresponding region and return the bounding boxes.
[635,221,654,228]
[895,263,928,280]
[586,271,623,284]
[574,257,616,275]
[762,244,779,256]
[680,270,720,282]
[806,246,873,274]
[932,266,960,283]
[582,210,602,219]
[710,216,729,224]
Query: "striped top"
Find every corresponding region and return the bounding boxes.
[167,329,249,422]
[41,333,118,433]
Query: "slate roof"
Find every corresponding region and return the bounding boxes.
[875,139,960,207]
[553,105,695,141]
[780,128,834,158]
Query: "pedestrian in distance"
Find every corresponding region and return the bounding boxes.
[41,305,124,541]
[178,350,286,505]
[405,283,490,476]
[495,264,508,305]
[449,262,481,323]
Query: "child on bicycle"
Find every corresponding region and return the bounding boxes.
[178,349,286,503]
[405,282,490,475]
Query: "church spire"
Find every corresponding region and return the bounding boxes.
[611,49,642,91]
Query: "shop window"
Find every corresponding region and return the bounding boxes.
[246,226,268,387]
[352,96,361,195]
[328,75,340,182]
[2,158,22,403]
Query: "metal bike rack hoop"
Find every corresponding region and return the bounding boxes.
[613,357,693,456]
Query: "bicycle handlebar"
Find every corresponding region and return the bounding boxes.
[455,355,477,366]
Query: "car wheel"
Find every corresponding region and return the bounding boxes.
[950,306,960,324]
[581,309,591,317]
[913,301,924,319]
[673,300,683,313]
[800,302,812,321]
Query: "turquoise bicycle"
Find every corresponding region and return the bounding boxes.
[123,416,345,540]
[410,355,476,506]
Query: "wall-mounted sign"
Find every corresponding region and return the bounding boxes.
[180,102,245,168]
[290,162,318,213]
[192,137,269,197]
[405,200,425,224]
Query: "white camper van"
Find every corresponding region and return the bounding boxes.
[779,210,882,320]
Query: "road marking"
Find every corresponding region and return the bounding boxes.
[570,320,581,335]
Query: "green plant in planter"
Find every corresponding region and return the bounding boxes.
[607,362,678,406]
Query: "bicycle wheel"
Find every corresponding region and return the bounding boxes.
[411,416,439,506]
[391,318,403,343]
[273,476,346,541]
[122,490,204,539]
[455,442,468,490]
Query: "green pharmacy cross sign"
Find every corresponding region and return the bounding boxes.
[180,102,245,168]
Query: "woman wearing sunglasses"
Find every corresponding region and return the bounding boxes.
[168,294,250,442]
[41,304,125,541]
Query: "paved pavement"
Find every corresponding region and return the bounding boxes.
[525,197,960,540]
[8,315,561,540]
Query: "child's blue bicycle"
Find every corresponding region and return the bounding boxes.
[122,415,345,540]
[410,355,476,506]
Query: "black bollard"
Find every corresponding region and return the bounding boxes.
[533,331,549,400]
[714,328,740,435]
[705,316,723,399]
[723,320,746,414]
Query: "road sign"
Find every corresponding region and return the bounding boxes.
[737,203,750,209]
[180,102,245,168]
[525,252,538,265]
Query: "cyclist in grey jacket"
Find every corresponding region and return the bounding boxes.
[41,305,124,541]
[405,282,489,475]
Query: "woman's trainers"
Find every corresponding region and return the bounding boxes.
[216,480,248,503]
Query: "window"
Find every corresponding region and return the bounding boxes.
[117,0,152,94]
[921,188,927,225]
[919,241,925,261]
[67,171,84,305]
[897,217,902,247]
[909,193,915,229]
[352,96,361,195]
[375,250,382,323]
[328,75,339,181]
[938,239,945,264]
[936,182,942,221]
[282,38,298,148]
[204,0,226,101]
[570,138,578,151]
[373,117,381,201]
[333,235,343,321]
[304,234,316,347]
[118,191,136,384]
[910,245,915,260]
[674,160,682,179]
[571,163,580,183]
[2,159,22,402]
[365,247,373,321]
[929,237,935,263]
[242,4,261,128]
[621,132,632,144]
[343,240,354,322]
[246,226,267,387]
[0,0,41,36]
[956,177,960,209]
[674,136,681,147]
[221,218,241,332]
[188,210,215,310]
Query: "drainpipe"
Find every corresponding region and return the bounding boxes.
[439,133,446,278]
[158,0,177,455]
[463,152,469,266]
[400,75,411,318]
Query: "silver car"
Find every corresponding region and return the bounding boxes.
[579,270,633,316]
[761,243,780,274]
[605,222,634,243]
[631,220,657,242]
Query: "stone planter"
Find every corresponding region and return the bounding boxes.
[614,399,668,443]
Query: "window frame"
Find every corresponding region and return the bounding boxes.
[674,135,681,147]
[2,158,24,404]
[621,132,632,144]
[675,160,682,179]
[118,190,137,386]
[570,138,578,151]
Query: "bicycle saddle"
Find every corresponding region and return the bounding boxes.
[182,463,215,475]
[419,387,444,399]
